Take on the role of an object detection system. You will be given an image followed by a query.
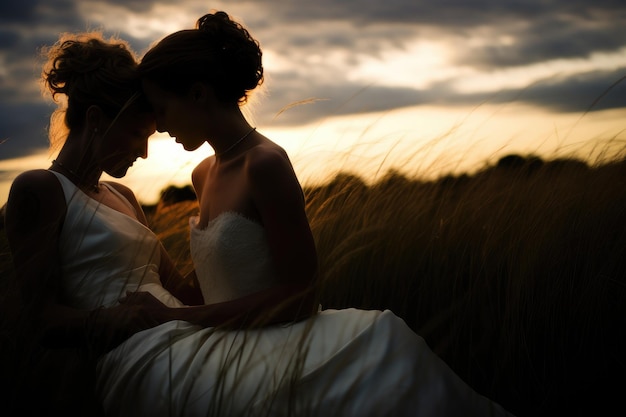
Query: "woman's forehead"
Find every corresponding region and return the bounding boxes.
[114,107,155,129]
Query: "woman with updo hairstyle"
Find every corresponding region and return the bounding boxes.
[139,10,319,305]
[139,10,263,105]
[106,10,516,417]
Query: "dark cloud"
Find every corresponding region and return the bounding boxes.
[248,1,626,68]
[259,67,626,126]
[1,0,625,161]
[263,82,433,126]
[0,0,154,159]
[448,68,626,113]
[248,0,626,26]
[0,102,51,159]
[456,13,626,69]
[0,0,38,23]
[84,0,157,12]
[0,30,22,49]
[511,68,626,113]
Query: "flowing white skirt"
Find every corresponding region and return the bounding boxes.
[97,308,513,417]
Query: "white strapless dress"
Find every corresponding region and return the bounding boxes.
[51,171,514,416]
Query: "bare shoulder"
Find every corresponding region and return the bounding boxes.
[12,168,58,188]
[103,181,150,223]
[104,181,139,204]
[9,169,63,200]
[6,169,66,230]
[192,156,214,176]
[245,142,304,202]
[245,142,293,180]
[191,156,215,188]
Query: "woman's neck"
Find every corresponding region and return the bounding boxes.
[208,109,255,158]
[52,140,102,193]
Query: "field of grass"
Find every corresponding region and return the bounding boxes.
[1,151,625,416]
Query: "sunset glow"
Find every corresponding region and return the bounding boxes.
[111,104,626,204]
[1,1,625,205]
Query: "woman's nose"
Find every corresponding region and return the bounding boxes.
[138,140,148,159]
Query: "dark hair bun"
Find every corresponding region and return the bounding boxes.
[139,11,264,104]
[196,11,263,100]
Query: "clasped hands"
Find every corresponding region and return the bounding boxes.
[86,291,169,353]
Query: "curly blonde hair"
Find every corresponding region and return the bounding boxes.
[41,32,141,150]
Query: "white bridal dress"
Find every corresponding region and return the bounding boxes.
[51,171,514,417]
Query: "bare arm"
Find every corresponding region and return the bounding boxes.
[6,172,161,353]
[248,148,318,287]
[123,281,317,329]
[6,171,94,347]
[157,243,204,305]
[6,171,67,323]
[216,146,319,324]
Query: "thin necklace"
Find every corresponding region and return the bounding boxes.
[216,127,256,157]
[51,159,100,193]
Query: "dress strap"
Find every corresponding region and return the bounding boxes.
[101,182,138,216]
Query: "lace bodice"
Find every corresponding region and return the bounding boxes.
[190,212,280,304]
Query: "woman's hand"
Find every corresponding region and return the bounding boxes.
[117,291,173,329]
[86,292,169,353]
[119,291,169,312]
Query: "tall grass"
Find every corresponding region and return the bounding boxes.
[1,146,625,416]
[307,154,626,416]
[146,149,626,416]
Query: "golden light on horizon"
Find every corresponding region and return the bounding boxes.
[1,104,623,207]
[111,104,626,205]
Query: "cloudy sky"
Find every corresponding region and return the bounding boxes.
[1,0,625,203]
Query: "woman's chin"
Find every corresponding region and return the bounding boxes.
[181,143,202,152]
[106,167,130,178]
[174,136,204,151]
